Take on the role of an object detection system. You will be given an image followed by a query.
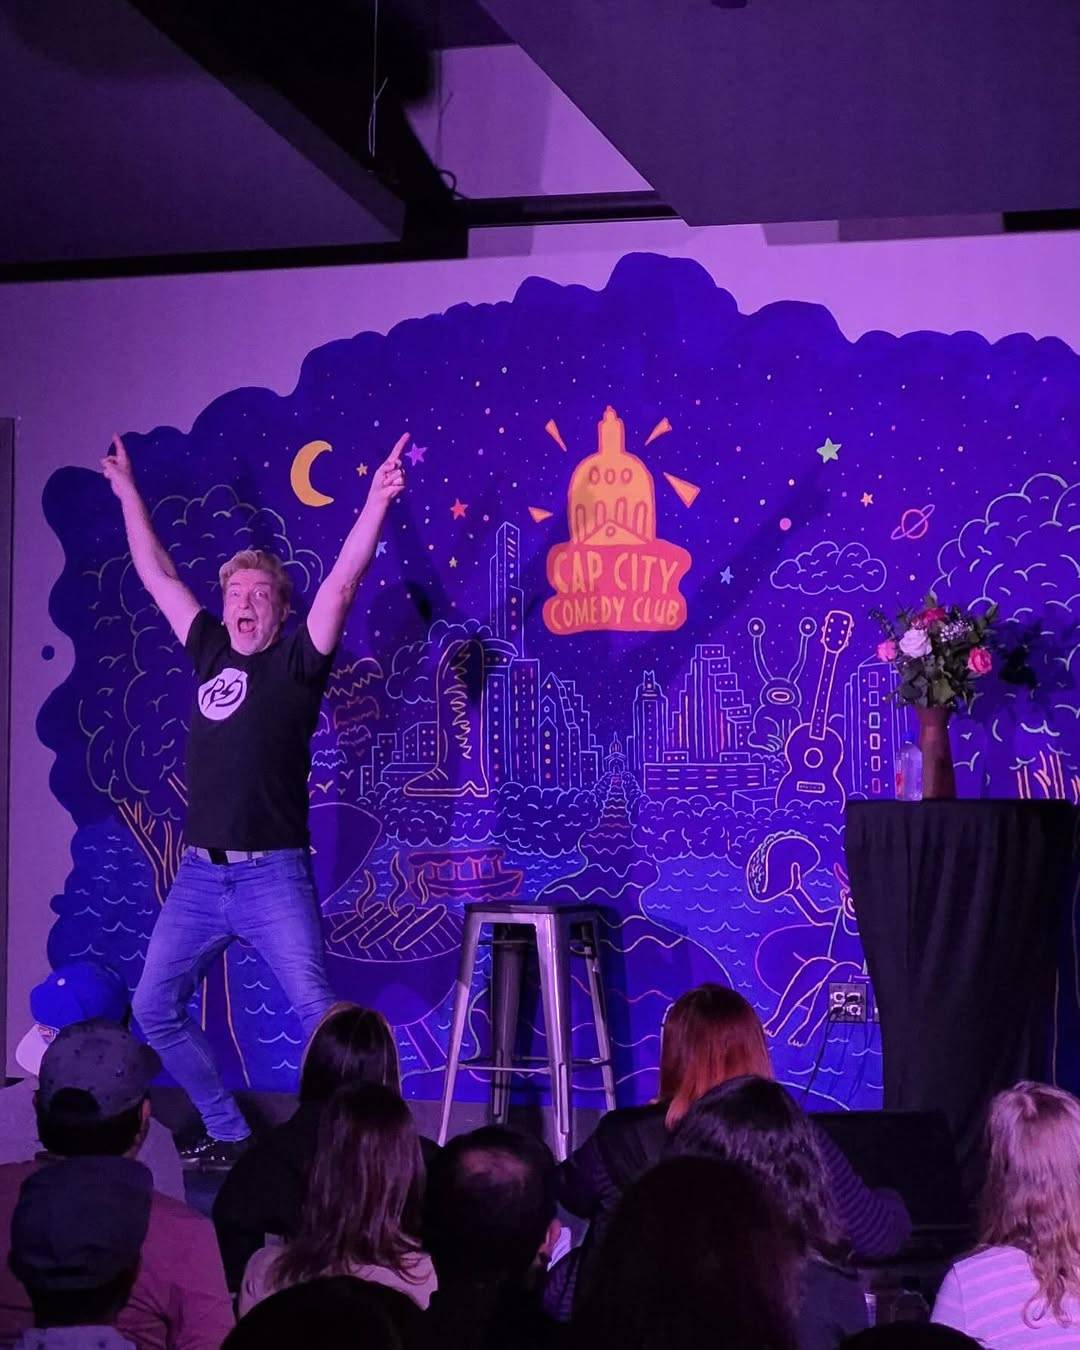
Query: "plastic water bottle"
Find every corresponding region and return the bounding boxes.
[896,742,922,801]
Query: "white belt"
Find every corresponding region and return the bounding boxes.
[191,847,273,865]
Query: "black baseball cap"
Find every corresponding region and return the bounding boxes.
[38,1019,161,1117]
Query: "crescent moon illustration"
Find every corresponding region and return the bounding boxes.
[290,440,335,507]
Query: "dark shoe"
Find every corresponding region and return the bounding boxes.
[179,1131,251,1170]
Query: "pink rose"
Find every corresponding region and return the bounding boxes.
[918,606,947,627]
[967,647,992,676]
[899,627,931,659]
[876,639,898,662]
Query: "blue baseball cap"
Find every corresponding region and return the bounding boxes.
[16,963,130,1076]
[11,1156,153,1291]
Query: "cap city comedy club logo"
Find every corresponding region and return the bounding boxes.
[542,406,696,636]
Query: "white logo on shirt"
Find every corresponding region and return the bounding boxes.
[198,668,248,722]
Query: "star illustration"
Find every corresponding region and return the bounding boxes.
[816,438,841,463]
[405,443,428,466]
[720,566,734,585]
[375,540,387,557]
[356,463,369,477]
[449,556,458,569]
[450,498,468,519]
[860,491,873,506]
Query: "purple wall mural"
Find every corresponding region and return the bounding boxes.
[35,252,1079,1109]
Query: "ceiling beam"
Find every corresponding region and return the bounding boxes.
[125,0,463,248]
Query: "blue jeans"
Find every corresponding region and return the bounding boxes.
[133,848,335,1140]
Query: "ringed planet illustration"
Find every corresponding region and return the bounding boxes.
[890,502,936,541]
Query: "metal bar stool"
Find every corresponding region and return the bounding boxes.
[437,901,618,1160]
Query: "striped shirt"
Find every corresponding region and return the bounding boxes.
[810,1127,911,1260]
[932,1245,1080,1346]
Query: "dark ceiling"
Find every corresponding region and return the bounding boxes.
[2,0,1078,280]
[0,0,503,277]
[481,0,1080,226]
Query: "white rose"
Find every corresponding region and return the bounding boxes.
[899,627,931,658]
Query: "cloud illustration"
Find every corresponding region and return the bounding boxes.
[770,540,887,596]
[933,472,1079,787]
[933,472,1079,626]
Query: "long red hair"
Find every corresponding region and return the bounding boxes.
[659,984,772,1128]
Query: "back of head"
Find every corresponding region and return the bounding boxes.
[35,1019,159,1158]
[424,1126,556,1289]
[672,1074,844,1259]
[574,1156,799,1350]
[659,983,772,1128]
[841,1328,982,1349]
[11,1155,152,1329]
[274,1080,423,1288]
[300,1003,400,1104]
[223,1276,410,1350]
[980,1080,1080,1323]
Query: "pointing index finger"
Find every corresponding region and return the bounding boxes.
[386,433,409,467]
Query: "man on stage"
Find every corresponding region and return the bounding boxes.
[102,431,407,1165]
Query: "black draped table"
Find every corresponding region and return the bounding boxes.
[845,799,1078,1190]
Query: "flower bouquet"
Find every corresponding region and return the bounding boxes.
[871,597,997,798]
[872,597,996,710]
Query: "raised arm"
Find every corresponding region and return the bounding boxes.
[306,433,408,656]
[101,434,201,646]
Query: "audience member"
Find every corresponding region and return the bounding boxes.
[8,1155,152,1350]
[0,963,183,1201]
[223,1277,420,1350]
[0,1020,234,1350]
[239,1081,435,1315]
[932,1080,1080,1345]
[572,1156,800,1350]
[842,1329,981,1348]
[214,1002,436,1289]
[672,1075,868,1350]
[423,1125,561,1350]
[552,984,908,1315]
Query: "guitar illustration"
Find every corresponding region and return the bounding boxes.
[774,609,854,809]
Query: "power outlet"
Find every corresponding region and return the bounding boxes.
[828,981,868,1023]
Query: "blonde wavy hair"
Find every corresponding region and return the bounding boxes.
[218,549,292,608]
[980,1081,1080,1327]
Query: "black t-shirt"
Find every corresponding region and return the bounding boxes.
[183,610,333,850]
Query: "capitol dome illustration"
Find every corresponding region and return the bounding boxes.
[568,406,656,546]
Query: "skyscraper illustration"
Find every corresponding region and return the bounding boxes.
[629,671,669,780]
[843,657,909,797]
[489,521,524,654]
[627,645,764,800]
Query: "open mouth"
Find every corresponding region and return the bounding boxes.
[237,617,255,636]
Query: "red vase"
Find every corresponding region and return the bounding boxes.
[917,706,956,800]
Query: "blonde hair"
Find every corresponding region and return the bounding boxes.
[659,984,773,1129]
[980,1081,1080,1327]
[218,550,292,608]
